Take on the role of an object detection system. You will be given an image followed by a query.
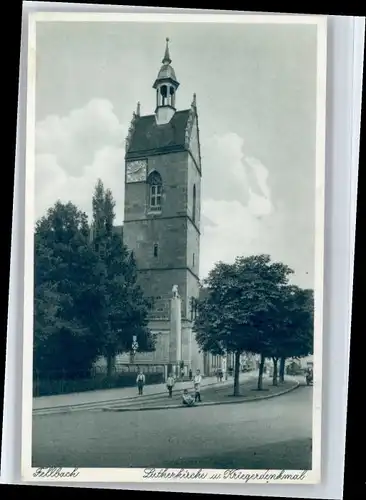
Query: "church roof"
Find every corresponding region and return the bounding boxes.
[156,63,177,82]
[125,109,190,159]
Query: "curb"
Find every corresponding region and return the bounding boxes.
[101,381,300,413]
[33,377,252,416]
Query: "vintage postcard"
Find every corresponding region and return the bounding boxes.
[21,10,327,484]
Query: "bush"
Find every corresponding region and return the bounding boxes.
[33,371,164,397]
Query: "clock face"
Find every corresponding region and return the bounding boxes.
[126,160,147,183]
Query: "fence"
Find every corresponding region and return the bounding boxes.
[33,363,165,397]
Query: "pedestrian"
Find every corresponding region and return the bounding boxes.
[136,369,145,395]
[218,368,223,382]
[189,368,192,381]
[166,373,175,398]
[182,389,195,407]
[194,369,202,402]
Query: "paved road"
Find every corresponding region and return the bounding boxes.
[32,384,313,470]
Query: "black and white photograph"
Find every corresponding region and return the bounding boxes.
[21,11,327,484]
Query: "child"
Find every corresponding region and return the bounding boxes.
[194,369,202,402]
[166,373,175,398]
[182,389,195,406]
[136,370,145,395]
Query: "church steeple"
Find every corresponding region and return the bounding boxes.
[153,38,180,125]
[162,37,172,65]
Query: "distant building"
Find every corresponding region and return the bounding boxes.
[298,355,314,368]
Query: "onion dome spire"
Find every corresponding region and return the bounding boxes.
[162,37,171,64]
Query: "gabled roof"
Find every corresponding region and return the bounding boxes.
[125,110,190,159]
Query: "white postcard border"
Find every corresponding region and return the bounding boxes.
[20,10,328,485]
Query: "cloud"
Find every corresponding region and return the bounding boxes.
[200,199,263,279]
[201,133,249,205]
[35,99,127,222]
[245,156,273,216]
[36,98,126,177]
[197,135,315,287]
[34,101,312,288]
[201,133,272,216]
[199,138,276,279]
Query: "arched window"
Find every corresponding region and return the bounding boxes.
[157,84,175,107]
[192,184,197,223]
[169,86,175,107]
[160,85,168,106]
[148,171,163,212]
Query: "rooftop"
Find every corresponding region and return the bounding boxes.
[125,109,190,159]
[155,63,177,83]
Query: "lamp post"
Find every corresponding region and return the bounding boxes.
[131,335,139,364]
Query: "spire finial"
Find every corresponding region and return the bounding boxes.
[162,37,171,65]
[136,101,141,116]
[192,93,197,108]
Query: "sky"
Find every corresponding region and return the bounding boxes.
[35,20,319,289]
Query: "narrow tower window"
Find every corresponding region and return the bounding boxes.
[169,86,175,107]
[160,85,168,106]
[151,184,162,210]
[148,171,163,212]
[192,184,197,223]
[153,244,159,257]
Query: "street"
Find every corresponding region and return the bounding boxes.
[32,383,313,470]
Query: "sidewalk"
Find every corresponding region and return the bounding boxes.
[33,373,252,411]
[103,376,299,412]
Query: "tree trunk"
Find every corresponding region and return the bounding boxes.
[272,357,279,386]
[106,353,115,378]
[257,353,265,390]
[279,357,286,383]
[233,351,241,396]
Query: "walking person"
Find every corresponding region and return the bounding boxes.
[194,369,202,402]
[166,373,175,398]
[189,368,193,382]
[218,368,223,382]
[136,369,145,395]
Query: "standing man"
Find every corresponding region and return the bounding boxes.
[166,373,175,398]
[136,369,145,395]
[194,369,202,403]
[189,368,193,381]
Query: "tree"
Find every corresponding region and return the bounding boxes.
[268,286,314,384]
[34,201,102,376]
[194,254,293,395]
[91,180,155,376]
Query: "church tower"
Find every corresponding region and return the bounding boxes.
[123,39,204,373]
